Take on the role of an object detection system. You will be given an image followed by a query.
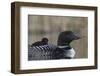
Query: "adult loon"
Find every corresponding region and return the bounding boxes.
[28,31,80,60]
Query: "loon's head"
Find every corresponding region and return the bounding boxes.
[57,31,80,46]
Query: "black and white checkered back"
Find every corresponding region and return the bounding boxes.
[28,44,75,60]
[28,44,60,60]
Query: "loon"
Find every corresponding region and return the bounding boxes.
[28,31,80,60]
[31,38,48,47]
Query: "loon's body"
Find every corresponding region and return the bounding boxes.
[28,31,80,60]
[28,44,75,60]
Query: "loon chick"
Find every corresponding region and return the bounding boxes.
[31,37,48,47]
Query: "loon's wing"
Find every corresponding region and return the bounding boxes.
[28,44,58,60]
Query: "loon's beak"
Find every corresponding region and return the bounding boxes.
[74,35,81,40]
[72,34,81,40]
